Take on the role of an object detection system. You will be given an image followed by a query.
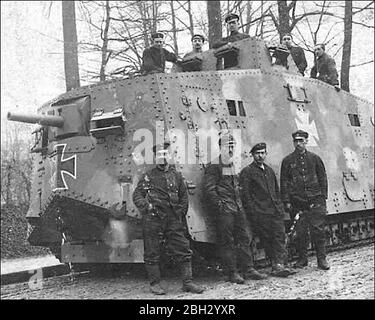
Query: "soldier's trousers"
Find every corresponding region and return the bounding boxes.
[142,211,192,265]
[293,200,327,261]
[255,213,287,266]
[216,210,254,274]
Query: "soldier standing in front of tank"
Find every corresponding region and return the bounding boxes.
[281,33,307,76]
[141,32,182,74]
[183,34,205,59]
[212,13,250,49]
[280,130,330,270]
[310,43,340,91]
[240,143,295,277]
[202,134,268,284]
[132,142,204,295]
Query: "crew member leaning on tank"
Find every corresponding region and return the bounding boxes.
[212,13,250,49]
[132,142,204,295]
[140,32,182,74]
[183,34,205,59]
[310,43,340,90]
[239,143,295,278]
[202,134,268,284]
[280,130,330,271]
[280,33,307,76]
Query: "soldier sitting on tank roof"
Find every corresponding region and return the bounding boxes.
[132,142,204,295]
[280,33,307,76]
[140,32,182,75]
[183,34,205,59]
[310,44,340,91]
[280,130,330,271]
[212,13,250,49]
[240,142,295,278]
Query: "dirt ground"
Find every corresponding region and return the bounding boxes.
[1,243,374,300]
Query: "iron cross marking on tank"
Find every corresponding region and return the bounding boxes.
[51,144,77,191]
[295,108,319,147]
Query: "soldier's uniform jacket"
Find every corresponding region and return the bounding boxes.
[133,165,188,218]
[239,162,284,217]
[183,50,202,59]
[288,46,307,75]
[203,156,243,215]
[212,31,250,49]
[310,52,339,85]
[280,150,328,205]
[141,46,178,74]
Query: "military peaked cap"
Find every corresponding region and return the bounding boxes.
[191,34,205,42]
[152,141,171,153]
[225,13,240,23]
[151,32,164,40]
[292,130,309,139]
[250,142,267,153]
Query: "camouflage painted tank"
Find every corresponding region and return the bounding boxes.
[8,37,374,264]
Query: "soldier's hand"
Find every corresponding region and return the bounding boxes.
[284,202,292,211]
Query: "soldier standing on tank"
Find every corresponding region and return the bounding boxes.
[132,142,204,295]
[141,32,182,74]
[310,43,340,91]
[240,143,295,277]
[183,34,205,59]
[212,13,250,49]
[202,134,268,284]
[281,33,307,76]
[280,130,330,270]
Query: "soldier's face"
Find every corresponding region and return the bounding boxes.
[227,19,239,32]
[155,150,171,166]
[192,38,203,50]
[282,36,292,47]
[153,38,164,49]
[293,138,307,151]
[314,46,324,57]
[252,149,267,164]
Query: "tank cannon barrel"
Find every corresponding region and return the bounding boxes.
[7,111,64,128]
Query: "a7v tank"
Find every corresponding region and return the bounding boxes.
[8,37,374,263]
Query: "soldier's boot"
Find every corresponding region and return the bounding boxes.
[228,271,246,284]
[317,257,330,270]
[145,264,166,295]
[243,267,268,280]
[270,263,292,277]
[316,241,330,270]
[293,242,308,268]
[293,258,308,268]
[180,262,204,294]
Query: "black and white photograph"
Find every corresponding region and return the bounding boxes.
[1,0,374,310]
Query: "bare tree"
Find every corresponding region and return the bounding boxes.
[170,1,179,55]
[62,0,80,90]
[341,1,352,92]
[207,0,222,48]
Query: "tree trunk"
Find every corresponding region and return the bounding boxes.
[277,0,290,40]
[341,0,352,92]
[170,1,179,55]
[187,0,194,37]
[207,0,222,49]
[137,1,150,48]
[62,1,80,91]
[245,0,252,34]
[99,1,111,82]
